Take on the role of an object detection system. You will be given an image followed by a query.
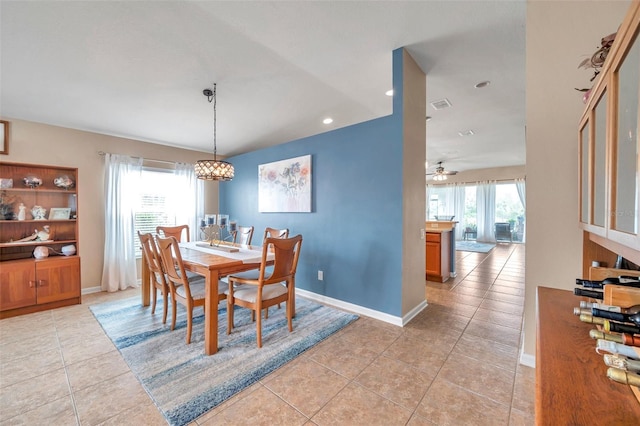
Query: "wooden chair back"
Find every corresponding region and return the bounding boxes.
[139,231,164,277]
[261,235,302,284]
[157,224,190,242]
[156,235,194,298]
[232,225,254,245]
[263,227,289,241]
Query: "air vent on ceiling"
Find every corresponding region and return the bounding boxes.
[430,98,452,110]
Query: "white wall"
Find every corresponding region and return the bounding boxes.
[523,0,630,359]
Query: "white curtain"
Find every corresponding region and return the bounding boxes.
[173,162,204,241]
[476,181,496,242]
[515,178,526,242]
[102,154,143,292]
[453,185,466,240]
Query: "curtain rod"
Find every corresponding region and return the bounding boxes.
[97,151,185,166]
[427,177,526,185]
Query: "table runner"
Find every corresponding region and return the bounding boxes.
[179,241,273,264]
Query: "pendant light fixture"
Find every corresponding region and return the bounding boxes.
[195,83,234,181]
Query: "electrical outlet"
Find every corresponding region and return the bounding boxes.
[318,270,324,281]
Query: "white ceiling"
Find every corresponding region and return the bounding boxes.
[0,1,526,176]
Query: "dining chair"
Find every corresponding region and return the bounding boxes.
[138,231,170,324]
[226,234,303,348]
[156,235,228,344]
[234,226,290,318]
[157,224,190,242]
[231,225,254,245]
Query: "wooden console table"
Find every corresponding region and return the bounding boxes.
[536,286,640,424]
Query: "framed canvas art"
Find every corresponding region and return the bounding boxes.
[259,155,311,212]
[49,207,71,220]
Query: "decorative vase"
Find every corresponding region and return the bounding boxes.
[31,205,46,220]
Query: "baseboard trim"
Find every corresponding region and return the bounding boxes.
[82,278,143,296]
[402,299,428,325]
[297,289,427,327]
[520,351,535,368]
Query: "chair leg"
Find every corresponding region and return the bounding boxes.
[186,306,193,344]
[287,301,293,332]
[151,287,157,314]
[161,286,168,324]
[171,296,177,331]
[256,307,262,348]
[264,307,269,319]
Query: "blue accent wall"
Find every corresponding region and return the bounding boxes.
[220,49,408,316]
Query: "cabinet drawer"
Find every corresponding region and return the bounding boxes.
[426,233,441,243]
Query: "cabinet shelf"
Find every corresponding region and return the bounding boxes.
[0,239,77,248]
[0,219,76,224]
[1,188,77,194]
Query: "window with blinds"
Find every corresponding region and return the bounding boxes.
[133,169,177,257]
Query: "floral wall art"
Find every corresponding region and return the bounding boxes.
[258,155,311,212]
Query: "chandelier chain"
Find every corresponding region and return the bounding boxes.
[212,83,217,161]
[213,83,218,161]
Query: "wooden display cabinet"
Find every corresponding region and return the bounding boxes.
[567,1,640,417]
[579,0,640,252]
[0,162,81,318]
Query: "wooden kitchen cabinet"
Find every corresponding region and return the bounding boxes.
[0,162,81,318]
[425,231,450,282]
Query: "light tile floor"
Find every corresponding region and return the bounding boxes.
[0,243,533,425]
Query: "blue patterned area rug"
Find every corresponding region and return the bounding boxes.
[455,240,496,253]
[90,296,358,425]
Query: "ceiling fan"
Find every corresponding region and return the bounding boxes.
[426,161,458,181]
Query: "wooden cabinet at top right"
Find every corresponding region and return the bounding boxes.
[579,2,640,252]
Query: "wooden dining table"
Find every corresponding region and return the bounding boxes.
[141,241,273,355]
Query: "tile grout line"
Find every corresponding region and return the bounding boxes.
[53,312,82,426]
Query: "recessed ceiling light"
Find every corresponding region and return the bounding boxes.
[426,116,432,122]
[474,81,491,88]
[385,89,394,96]
[458,130,475,137]
[323,118,333,124]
